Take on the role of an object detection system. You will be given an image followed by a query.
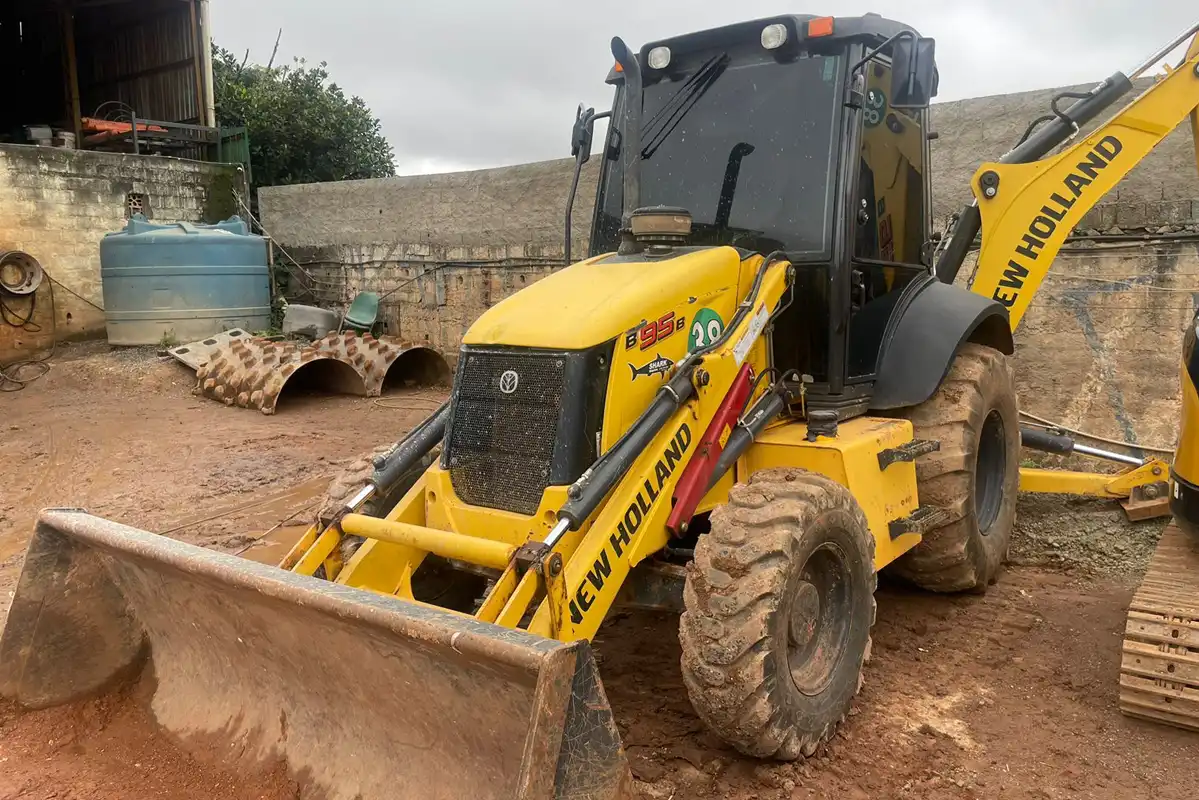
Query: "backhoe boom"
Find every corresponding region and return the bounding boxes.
[965,24,1199,329]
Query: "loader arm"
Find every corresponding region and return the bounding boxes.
[296,254,794,644]
[525,258,791,641]
[966,28,1199,330]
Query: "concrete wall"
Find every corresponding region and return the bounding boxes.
[259,78,1199,253]
[0,145,245,365]
[259,157,600,358]
[258,80,1199,447]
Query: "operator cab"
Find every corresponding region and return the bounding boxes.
[571,14,939,416]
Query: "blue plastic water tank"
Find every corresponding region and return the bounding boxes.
[100,215,270,346]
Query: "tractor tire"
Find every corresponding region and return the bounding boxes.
[317,444,486,611]
[679,469,876,760]
[891,343,1019,593]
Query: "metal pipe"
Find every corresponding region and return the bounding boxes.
[199,0,216,127]
[543,518,572,550]
[1126,19,1199,80]
[1073,442,1144,467]
[340,514,515,571]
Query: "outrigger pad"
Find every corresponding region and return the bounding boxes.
[0,510,630,800]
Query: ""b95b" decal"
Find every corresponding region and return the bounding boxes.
[626,312,685,351]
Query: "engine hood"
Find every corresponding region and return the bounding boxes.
[463,246,745,350]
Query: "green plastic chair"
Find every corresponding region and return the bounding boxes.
[342,291,380,333]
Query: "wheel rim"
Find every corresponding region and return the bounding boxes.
[786,542,853,696]
[975,409,1007,534]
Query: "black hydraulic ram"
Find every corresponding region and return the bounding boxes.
[545,251,787,547]
[933,70,1132,284]
[706,383,791,490]
[1020,426,1144,466]
[334,400,451,514]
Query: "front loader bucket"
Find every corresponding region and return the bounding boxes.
[0,510,630,800]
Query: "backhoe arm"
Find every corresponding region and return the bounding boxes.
[967,27,1199,330]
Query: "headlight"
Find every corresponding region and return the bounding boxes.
[648,46,671,70]
[761,23,788,50]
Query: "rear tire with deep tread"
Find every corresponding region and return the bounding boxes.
[680,469,876,760]
[891,343,1019,593]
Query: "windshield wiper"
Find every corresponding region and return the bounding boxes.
[714,142,756,229]
[640,53,730,159]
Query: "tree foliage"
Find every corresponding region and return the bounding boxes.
[212,45,395,188]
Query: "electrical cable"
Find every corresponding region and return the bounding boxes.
[1,278,57,392]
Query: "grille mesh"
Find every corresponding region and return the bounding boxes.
[446,350,567,515]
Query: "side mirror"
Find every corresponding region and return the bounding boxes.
[890,36,937,109]
[571,104,596,163]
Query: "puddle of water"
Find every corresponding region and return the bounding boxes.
[239,524,310,565]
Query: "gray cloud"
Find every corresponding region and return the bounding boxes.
[210,0,1198,174]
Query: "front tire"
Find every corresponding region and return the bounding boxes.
[679,469,876,760]
[891,343,1019,592]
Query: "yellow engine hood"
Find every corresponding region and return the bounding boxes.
[463,246,745,350]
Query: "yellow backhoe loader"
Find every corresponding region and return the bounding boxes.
[4,13,1199,800]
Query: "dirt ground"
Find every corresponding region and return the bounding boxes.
[0,345,1192,800]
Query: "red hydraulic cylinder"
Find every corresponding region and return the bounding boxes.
[666,363,754,536]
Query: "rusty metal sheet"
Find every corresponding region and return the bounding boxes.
[194,331,424,414]
[0,510,629,800]
[167,328,251,371]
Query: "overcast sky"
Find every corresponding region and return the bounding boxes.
[210,1,1197,176]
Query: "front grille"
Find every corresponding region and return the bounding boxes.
[445,349,568,515]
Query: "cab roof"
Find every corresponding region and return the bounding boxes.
[606,14,933,84]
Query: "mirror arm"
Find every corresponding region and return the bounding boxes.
[849,29,916,76]
[564,109,611,265]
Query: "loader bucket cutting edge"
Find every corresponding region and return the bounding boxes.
[0,510,630,800]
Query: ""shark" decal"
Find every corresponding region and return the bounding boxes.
[629,353,672,381]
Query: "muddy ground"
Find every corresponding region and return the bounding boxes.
[0,345,1191,800]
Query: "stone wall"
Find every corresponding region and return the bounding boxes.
[0,145,245,365]
[957,240,1198,451]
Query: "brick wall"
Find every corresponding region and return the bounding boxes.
[0,145,245,365]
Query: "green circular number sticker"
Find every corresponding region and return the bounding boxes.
[689,308,724,351]
[864,88,886,128]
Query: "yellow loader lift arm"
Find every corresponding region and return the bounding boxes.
[290,252,795,642]
[934,21,1199,507]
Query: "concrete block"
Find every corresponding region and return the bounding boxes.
[1114,202,1151,230]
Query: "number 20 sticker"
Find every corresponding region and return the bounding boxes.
[689,308,724,350]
